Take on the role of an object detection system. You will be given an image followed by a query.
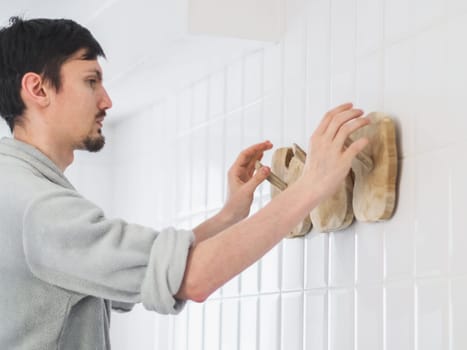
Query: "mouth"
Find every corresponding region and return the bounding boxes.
[96,112,106,128]
[96,111,106,128]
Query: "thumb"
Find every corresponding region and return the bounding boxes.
[344,137,369,161]
[246,166,270,192]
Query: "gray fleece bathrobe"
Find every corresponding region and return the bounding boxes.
[0,137,194,349]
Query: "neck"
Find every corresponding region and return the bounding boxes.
[13,126,74,172]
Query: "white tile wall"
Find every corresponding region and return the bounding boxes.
[62,0,467,349]
[305,290,327,350]
[221,299,239,350]
[416,279,450,350]
[239,296,258,349]
[329,289,354,350]
[386,281,414,350]
[259,294,280,350]
[356,286,383,350]
[281,292,304,350]
[203,300,221,350]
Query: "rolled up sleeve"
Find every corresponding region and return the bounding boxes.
[22,189,194,315]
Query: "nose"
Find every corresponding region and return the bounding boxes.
[99,86,113,110]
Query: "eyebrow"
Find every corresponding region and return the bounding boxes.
[85,69,103,81]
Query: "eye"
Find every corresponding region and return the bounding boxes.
[87,79,97,88]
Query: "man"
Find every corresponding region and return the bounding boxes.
[0,17,369,349]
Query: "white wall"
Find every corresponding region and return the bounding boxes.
[0,121,10,138]
[72,0,467,349]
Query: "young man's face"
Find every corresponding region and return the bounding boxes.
[49,49,112,152]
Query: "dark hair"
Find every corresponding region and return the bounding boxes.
[0,16,105,132]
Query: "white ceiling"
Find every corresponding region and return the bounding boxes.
[0,0,266,121]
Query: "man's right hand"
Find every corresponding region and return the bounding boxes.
[301,102,370,202]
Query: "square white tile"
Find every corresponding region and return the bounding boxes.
[356,286,383,350]
[191,127,207,212]
[262,91,283,151]
[329,288,354,350]
[187,302,204,350]
[385,281,414,350]
[282,238,305,291]
[209,70,225,118]
[356,52,383,113]
[356,221,384,284]
[283,4,306,81]
[446,15,467,145]
[356,0,383,56]
[384,0,411,43]
[307,0,331,81]
[283,75,307,145]
[330,71,356,107]
[243,102,263,147]
[305,290,327,350]
[220,299,239,350]
[414,150,450,277]
[331,0,356,73]
[260,244,281,293]
[383,39,416,158]
[224,112,243,170]
[193,79,208,126]
[412,0,446,32]
[221,275,240,298]
[177,88,192,133]
[451,147,467,275]
[448,0,467,18]
[241,260,259,296]
[306,78,330,135]
[263,43,282,94]
[281,292,304,350]
[172,309,188,350]
[416,279,449,350]
[413,24,451,154]
[259,294,280,350]
[176,136,192,216]
[226,60,243,113]
[305,232,328,289]
[244,50,263,104]
[239,296,258,350]
[329,228,356,287]
[451,277,467,350]
[207,119,225,210]
[203,300,221,350]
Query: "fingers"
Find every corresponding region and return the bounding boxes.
[315,102,353,135]
[231,140,273,181]
[233,141,273,168]
[245,165,270,192]
[334,116,370,146]
[324,108,364,140]
[343,137,369,162]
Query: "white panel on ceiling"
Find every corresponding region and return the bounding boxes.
[188,0,284,41]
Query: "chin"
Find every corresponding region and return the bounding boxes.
[83,134,105,152]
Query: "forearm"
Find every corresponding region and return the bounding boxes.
[176,177,320,302]
[191,209,237,243]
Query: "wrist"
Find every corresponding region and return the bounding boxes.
[216,206,238,228]
[290,175,323,210]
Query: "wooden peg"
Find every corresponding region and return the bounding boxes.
[349,112,398,221]
[268,147,312,237]
[255,161,287,191]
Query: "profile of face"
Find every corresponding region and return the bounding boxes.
[49,49,112,152]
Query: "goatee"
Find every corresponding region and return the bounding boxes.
[83,132,105,152]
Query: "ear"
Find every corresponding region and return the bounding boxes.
[21,72,51,108]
